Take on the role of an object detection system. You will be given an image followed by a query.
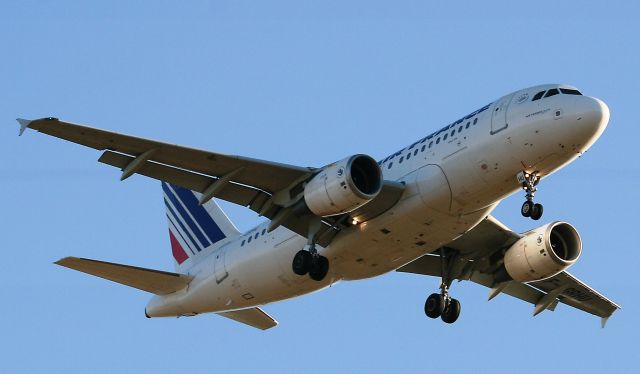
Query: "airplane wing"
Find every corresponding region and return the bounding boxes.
[18,118,405,247]
[397,216,620,326]
[19,117,312,193]
[217,308,278,330]
[56,257,193,295]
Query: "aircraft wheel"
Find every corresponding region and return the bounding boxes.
[424,293,444,319]
[292,250,312,275]
[521,201,534,217]
[309,256,329,281]
[441,298,461,324]
[531,203,544,220]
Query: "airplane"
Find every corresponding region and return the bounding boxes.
[16,83,619,330]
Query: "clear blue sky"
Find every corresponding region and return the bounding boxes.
[2,1,638,373]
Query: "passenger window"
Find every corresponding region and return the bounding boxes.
[436,138,440,144]
[241,240,245,246]
[451,130,455,136]
[560,88,582,95]
[532,91,545,101]
[406,153,411,160]
[458,126,462,133]
[444,134,448,140]
[466,122,470,128]
[262,229,266,235]
[473,118,478,125]
[248,236,252,243]
[544,89,559,98]
[428,141,433,148]
[388,162,393,169]
[414,149,418,156]
[399,156,404,163]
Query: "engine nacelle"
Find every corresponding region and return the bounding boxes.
[303,154,383,217]
[501,222,582,283]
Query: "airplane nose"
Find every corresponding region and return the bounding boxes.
[580,96,610,133]
[574,96,610,149]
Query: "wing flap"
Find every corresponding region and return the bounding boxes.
[98,150,265,207]
[530,272,620,318]
[217,307,278,330]
[55,257,192,295]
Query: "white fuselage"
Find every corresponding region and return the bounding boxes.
[146,85,609,317]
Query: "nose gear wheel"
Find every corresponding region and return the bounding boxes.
[518,171,544,220]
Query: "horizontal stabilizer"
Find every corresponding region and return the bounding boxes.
[55,257,192,295]
[217,308,278,330]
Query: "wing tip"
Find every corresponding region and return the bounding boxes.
[16,117,60,136]
[16,118,32,136]
[54,256,77,266]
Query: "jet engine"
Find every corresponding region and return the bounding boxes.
[303,154,383,217]
[498,222,582,283]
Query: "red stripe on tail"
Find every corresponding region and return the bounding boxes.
[169,230,189,264]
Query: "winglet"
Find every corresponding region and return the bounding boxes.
[16,118,32,136]
[601,316,610,329]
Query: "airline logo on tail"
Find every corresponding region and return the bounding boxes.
[162,182,226,264]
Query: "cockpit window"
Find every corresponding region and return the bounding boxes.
[560,88,582,95]
[532,91,546,101]
[544,88,559,98]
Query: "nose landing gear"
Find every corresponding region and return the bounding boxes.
[424,248,462,324]
[518,171,544,220]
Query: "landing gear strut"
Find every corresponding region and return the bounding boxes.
[518,171,543,220]
[292,218,330,281]
[424,248,461,324]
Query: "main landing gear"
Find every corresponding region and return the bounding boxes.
[518,171,543,221]
[292,245,329,281]
[292,218,330,281]
[424,248,461,324]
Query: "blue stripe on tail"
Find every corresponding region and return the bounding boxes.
[162,182,227,251]
[164,198,202,252]
[166,214,196,255]
[162,183,211,248]
[172,184,226,244]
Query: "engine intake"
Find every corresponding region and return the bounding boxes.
[498,222,582,283]
[303,154,383,217]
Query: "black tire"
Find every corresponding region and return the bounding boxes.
[424,293,444,319]
[292,250,312,275]
[441,298,461,324]
[521,201,534,217]
[309,256,329,281]
[531,203,544,220]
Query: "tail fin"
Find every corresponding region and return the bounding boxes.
[162,182,240,271]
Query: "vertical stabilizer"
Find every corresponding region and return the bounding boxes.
[162,182,240,271]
